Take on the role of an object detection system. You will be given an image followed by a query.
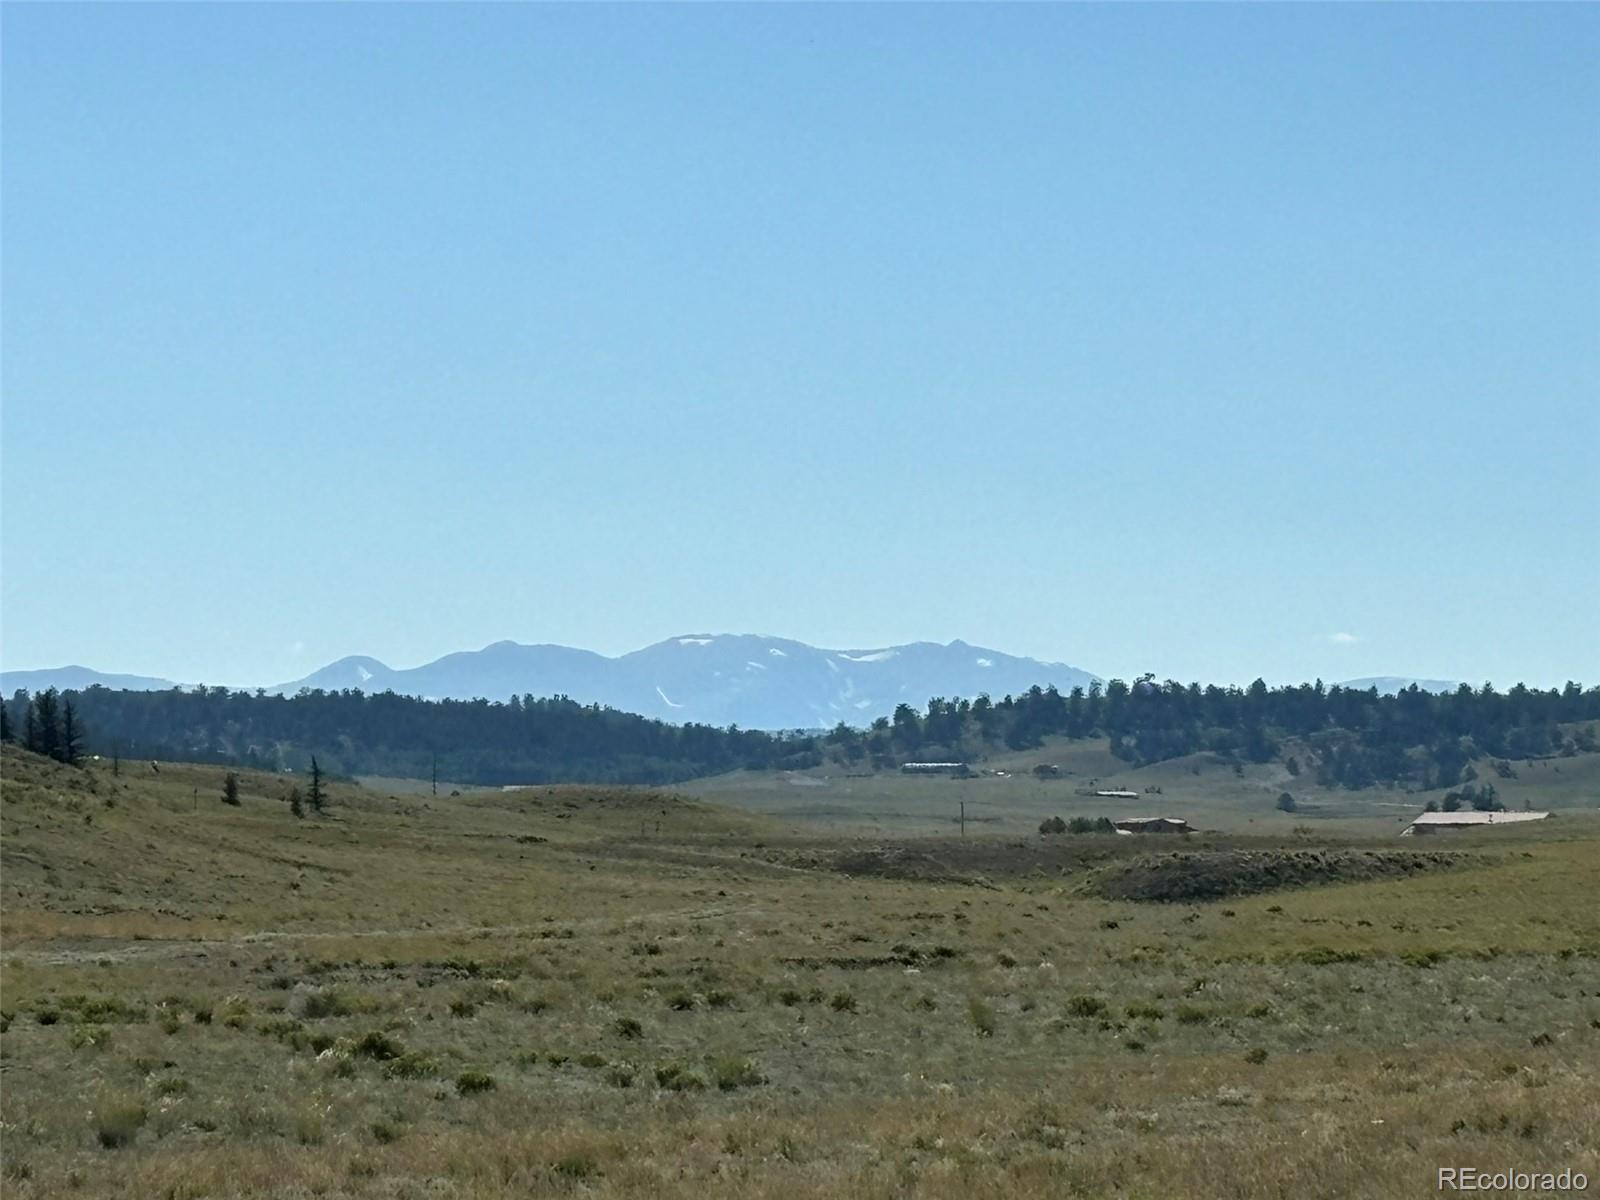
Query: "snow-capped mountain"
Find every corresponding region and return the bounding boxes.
[269,635,1102,729]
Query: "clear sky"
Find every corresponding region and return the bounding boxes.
[2,3,1596,690]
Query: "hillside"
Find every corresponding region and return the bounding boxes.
[3,744,1599,1199]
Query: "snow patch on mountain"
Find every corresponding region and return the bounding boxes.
[260,634,1102,730]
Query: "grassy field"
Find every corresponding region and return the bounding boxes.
[2,745,1598,1198]
[683,733,1600,837]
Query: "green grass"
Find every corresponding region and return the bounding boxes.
[2,744,1598,1199]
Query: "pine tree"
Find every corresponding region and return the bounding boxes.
[0,697,11,743]
[24,696,40,754]
[307,757,326,814]
[222,772,241,806]
[287,785,304,819]
[34,688,61,761]
[60,698,83,766]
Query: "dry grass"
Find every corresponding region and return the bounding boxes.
[3,745,1597,1197]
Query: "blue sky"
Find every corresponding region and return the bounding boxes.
[3,4,1596,690]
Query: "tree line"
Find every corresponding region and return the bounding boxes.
[830,677,1599,790]
[2,677,1595,791]
[1,686,85,765]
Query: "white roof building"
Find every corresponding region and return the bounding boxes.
[1112,816,1192,834]
[1401,810,1550,836]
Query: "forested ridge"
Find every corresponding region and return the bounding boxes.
[3,678,1596,789]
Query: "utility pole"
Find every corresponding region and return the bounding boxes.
[960,801,966,837]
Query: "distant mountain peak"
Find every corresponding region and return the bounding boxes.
[259,635,1102,729]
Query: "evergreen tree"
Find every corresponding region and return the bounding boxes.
[24,695,40,754]
[0,697,11,743]
[222,772,241,806]
[33,688,61,761]
[60,698,83,766]
[307,757,326,814]
[288,785,304,819]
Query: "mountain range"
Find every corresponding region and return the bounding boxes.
[265,636,1101,729]
[0,639,1465,730]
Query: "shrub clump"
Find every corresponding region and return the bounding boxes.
[218,996,251,1029]
[1298,947,1366,966]
[455,1070,496,1095]
[653,1062,707,1092]
[91,1092,147,1149]
[352,1030,405,1061]
[67,1024,113,1051]
[384,1050,437,1079]
[1066,995,1107,1018]
[553,1152,600,1180]
[967,997,997,1037]
[710,1057,766,1091]
[299,987,379,1020]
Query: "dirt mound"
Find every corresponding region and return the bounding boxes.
[824,839,1136,885]
[1097,848,1468,903]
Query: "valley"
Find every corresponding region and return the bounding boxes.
[2,745,1596,1198]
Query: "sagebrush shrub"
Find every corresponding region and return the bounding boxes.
[455,1070,496,1095]
[92,1092,146,1149]
[710,1057,765,1091]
